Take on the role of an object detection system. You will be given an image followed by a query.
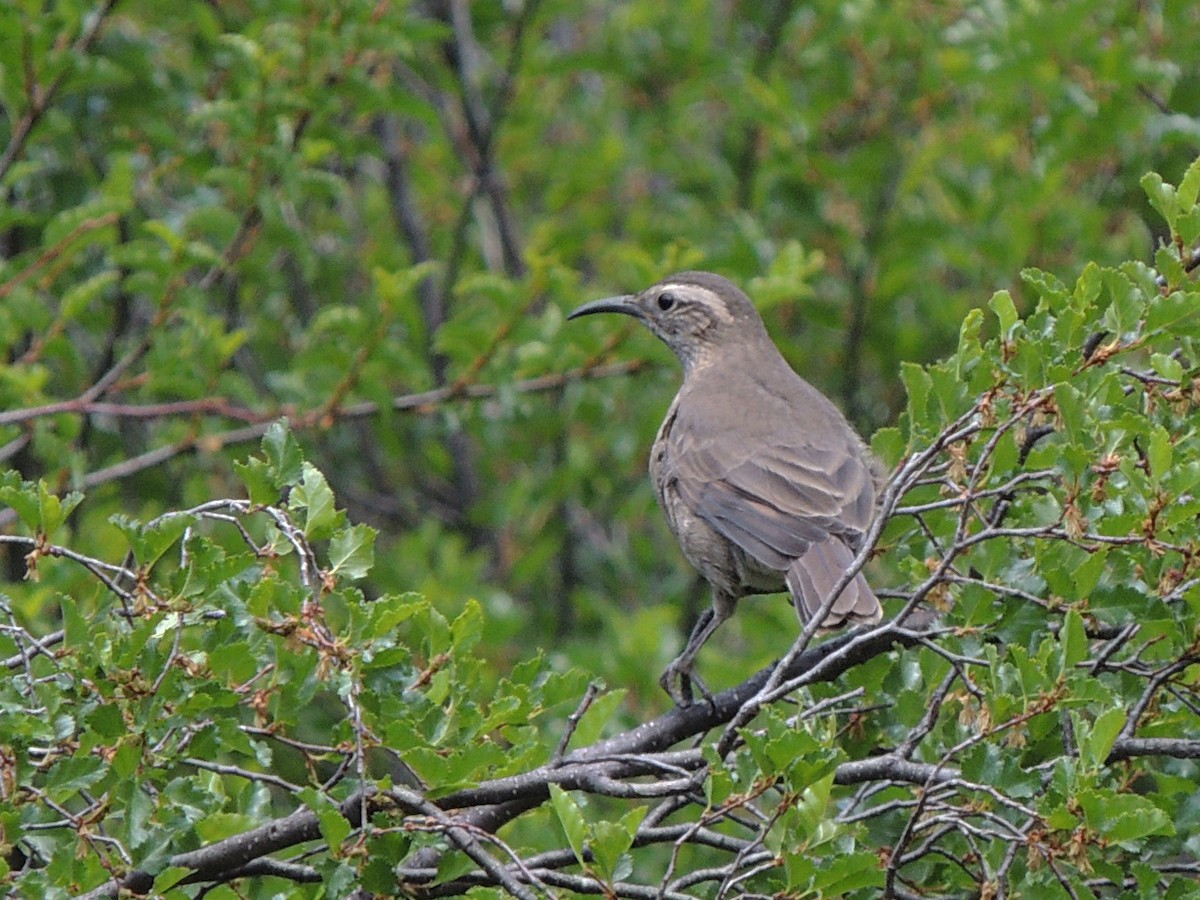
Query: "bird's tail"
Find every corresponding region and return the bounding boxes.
[785,539,881,629]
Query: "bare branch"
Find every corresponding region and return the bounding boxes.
[1107,736,1200,763]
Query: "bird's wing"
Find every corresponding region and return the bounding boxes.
[671,424,875,572]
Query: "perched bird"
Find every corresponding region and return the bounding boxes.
[569,271,881,704]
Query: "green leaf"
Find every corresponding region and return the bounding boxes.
[1078,789,1175,844]
[590,817,636,882]
[316,804,352,850]
[0,473,41,531]
[61,270,119,318]
[1155,245,1187,289]
[209,640,258,684]
[1149,352,1184,382]
[373,261,442,307]
[143,219,186,253]
[110,512,194,567]
[989,289,1019,336]
[954,307,983,379]
[151,866,192,893]
[813,850,885,893]
[363,592,426,640]
[261,420,305,486]
[299,788,353,850]
[1077,706,1126,769]
[1045,803,1079,831]
[791,771,837,842]
[1177,205,1200,245]
[433,849,478,886]
[362,835,411,891]
[110,739,142,780]
[1021,267,1069,307]
[328,523,376,579]
[1072,550,1107,599]
[1073,262,1102,307]
[450,598,483,653]
[1141,171,1179,232]
[1101,268,1142,337]
[1060,608,1088,670]
[47,755,106,802]
[84,703,126,742]
[549,785,587,865]
[61,595,89,650]
[1177,154,1200,208]
[1146,290,1200,337]
[234,457,278,505]
[290,462,337,537]
[900,361,932,427]
[870,426,906,468]
[39,483,83,538]
[743,716,837,783]
[1054,383,1085,446]
[1147,424,1172,486]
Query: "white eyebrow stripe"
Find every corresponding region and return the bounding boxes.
[659,284,734,324]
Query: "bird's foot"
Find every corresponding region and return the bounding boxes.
[659,660,714,708]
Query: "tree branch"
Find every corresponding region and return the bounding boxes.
[1107,737,1200,763]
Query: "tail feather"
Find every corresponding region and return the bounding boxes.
[785,539,881,629]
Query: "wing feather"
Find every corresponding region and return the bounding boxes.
[665,377,876,572]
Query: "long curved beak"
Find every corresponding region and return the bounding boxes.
[567,294,641,321]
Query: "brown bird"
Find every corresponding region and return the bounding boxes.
[569,271,881,704]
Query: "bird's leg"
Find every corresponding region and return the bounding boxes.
[659,596,733,706]
[659,607,715,706]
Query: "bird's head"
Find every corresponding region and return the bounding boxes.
[568,271,769,374]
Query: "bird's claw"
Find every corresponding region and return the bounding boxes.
[659,661,715,708]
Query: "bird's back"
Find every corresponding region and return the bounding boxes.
[667,345,876,547]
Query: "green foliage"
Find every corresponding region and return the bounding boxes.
[550,784,647,884]
[2,0,1200,896]
[1,430,590,896]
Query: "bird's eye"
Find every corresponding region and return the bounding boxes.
[657,291,677,311]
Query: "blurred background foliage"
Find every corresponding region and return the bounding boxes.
[2,0,1199,753]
